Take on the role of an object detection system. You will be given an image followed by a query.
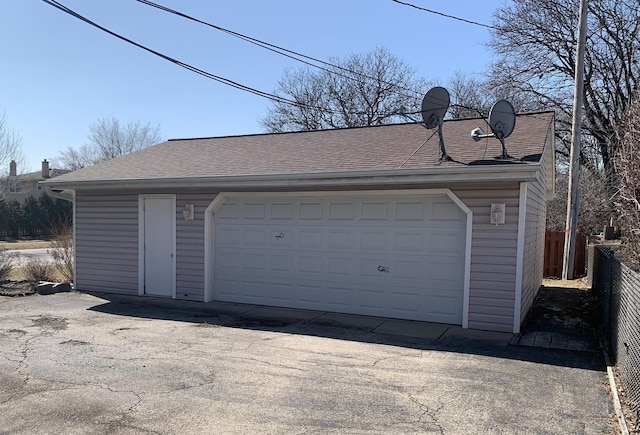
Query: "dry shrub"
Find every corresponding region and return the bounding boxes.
[613,91,640,271]
[546,167,613,235]
[22,258,56,284]
[0,249,16,281]
[49,222,73,283]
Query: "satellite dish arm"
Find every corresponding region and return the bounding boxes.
[438,119,452,162]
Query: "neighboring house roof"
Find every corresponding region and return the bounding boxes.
[44,112,554,190]
[13,168,70,183]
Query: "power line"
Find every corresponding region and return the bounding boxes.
[134,0,423,100]
[41,1,496,129]
[41,0,325,111]
[390,0,497,31]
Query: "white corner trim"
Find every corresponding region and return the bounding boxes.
[72,191,77,288]
[138,194,177,298]
[204,194,228,302]
[445,190,473,329]
[137,197,144,297]
[514,182,528,334]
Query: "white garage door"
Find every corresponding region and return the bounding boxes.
[213,194,467,324]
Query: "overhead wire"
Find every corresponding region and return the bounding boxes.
[42,0,500,128]
[390,0,498,31]
[134,0,424,101]
[41,0,329,111]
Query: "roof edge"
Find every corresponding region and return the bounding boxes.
[166,111,556,142]
[43,164,541,191]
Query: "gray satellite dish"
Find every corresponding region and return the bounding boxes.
[421,87,451,161]
[489,100,516,159]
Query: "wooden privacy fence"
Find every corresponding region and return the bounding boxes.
[544,231,587,278]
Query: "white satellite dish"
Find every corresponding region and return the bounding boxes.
[470,99,517,159]
[421,87,451,161]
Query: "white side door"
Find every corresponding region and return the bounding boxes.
[141,196,175,298]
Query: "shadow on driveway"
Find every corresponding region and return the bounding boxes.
[86,285,605,372]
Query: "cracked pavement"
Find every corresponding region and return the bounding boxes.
[0,292,613,434]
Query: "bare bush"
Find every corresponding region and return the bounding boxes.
[0,249,16,281]
[22,258,56,284]
[546,167,613,235]
[49,222,73,283]
[613,91,640,270]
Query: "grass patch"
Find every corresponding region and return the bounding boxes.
[542,277,589,289]
[6,267,65,282]
[0,240,52,250]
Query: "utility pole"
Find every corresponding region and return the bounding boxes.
[562,0,589,280]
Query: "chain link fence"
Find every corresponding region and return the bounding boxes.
[592,245,640,428]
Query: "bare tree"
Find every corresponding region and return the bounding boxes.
[489,0,640,176]
[261,47,430,132]
[546,167,613,235]
[0,111,25,176]
[448,73,493,119]
[613,91,640,270]
[56,118,162,170]
[0,111,25,201]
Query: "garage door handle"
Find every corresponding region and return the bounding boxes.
[377,266,390,273]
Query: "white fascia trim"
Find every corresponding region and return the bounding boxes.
[204,189,473,327]
[514,182,528,334]
[138,194,177,299]
[204,194,228,302]
[45,164,541,191]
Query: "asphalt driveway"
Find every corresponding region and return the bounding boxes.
[0,292,613,434]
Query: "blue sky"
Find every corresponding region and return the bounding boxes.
[1,0,502,172]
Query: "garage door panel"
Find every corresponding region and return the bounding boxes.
[328,230,353,249]
[326,286,355,309]
[432,201,464,221]
[270,203,294,219]
[393,231,423,252]
[299,202,323,219]
[327,256,354,276]
[299,229,323,248]
[395,201,426,220]
[270,254,293,272]
[431,231,465,253]
[298,255,322,274]
[360,231,388,251]
[214,194,466,325]
[243,203,266,219]
[360,202,388,220]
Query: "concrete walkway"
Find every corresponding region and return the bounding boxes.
[512,285,600,352]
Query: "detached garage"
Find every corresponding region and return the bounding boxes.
[44,112,555,333]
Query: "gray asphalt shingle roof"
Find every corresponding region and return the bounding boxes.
[46,112,554,185]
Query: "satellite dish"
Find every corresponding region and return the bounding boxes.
[489,100,516,140]
[489,100,516,159]
[421,87,450,128]
[421,87,451,162]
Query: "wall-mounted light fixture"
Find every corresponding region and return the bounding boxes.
[490,203,506,225]
[183,204,194,221]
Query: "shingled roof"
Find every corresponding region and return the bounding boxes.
[45,112,554,189]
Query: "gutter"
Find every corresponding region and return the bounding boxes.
[44,186,75,202]
[41,164,542,191]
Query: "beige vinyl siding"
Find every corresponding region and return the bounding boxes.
[175,193,215,301]
[520,179,546,322]
[75,192,139,295]
[453,185,520,332]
